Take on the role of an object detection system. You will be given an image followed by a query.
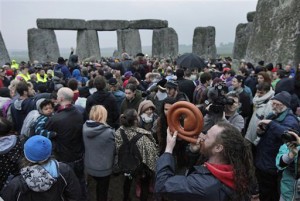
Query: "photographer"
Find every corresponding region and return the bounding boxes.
[276,131,300,201]
[223,93,244,132]
[255,91,300,201]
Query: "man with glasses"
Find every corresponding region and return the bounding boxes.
[255,91,300,201]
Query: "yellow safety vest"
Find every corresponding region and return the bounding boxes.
[36,73,48,83]
[17,73,31,82]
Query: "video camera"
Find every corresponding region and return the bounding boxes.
[206,82,234,115]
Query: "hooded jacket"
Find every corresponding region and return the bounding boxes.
[86,90,120,129]
[83,121,115,177]
[0,135,22,191]
[54,64,71,81]
[11,98,36,133]
[1,160,81,201]
[155,153,234,201]
[276,144,300,201]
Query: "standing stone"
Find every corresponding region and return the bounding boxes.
[37,18,86,30]
[247,11,256,22]
[77,30,101,61]
[192,26,217,59]
[86,20,129,31]
[129,19,168,29]
[152,28,178,58]
[28,28,59,63]
[117,29,141,57]
[233,23,254,60]
[0,31,10,65]
[245,0,300,65]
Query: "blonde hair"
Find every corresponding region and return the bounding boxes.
[89,105,108,124]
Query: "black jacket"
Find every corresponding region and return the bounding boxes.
[177,78,195,102]
[85,90,120,129]
[45,106,84,162]
[1,162,81,201]
[155,153,234,201]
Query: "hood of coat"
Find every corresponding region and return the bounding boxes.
[13,98,24,110]
[0,135,17,154]
[84,120,111,138]
[21,160,58,192]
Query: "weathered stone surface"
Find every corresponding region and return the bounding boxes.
[0,31,10,65]
[117,29,141,57]
[37,18,86,30]
[192,26,217,59]
[233,22,254,60]
[129,19,168,29]
[152,28,178,58]
[247,11,256,22]
[86,20,129,31]
[28,28,60,63]
[76,30,101,61]
[245,0,300,65]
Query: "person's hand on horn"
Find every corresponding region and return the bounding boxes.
[165,127,178,154]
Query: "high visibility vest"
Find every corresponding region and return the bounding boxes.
[17,73,31,82]
[11,61,19,70]
[36,73,48,83]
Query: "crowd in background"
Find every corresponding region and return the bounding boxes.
[1,49,300,201]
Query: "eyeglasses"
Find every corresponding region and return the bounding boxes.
[272,101,283,107]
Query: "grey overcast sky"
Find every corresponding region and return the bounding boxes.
[0,0,258,50]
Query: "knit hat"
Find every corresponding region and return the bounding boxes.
[271,91,291,108]
[124,71,133,78]
[138,100,156,115]
[24,135,52,163]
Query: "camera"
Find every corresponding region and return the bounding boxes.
[257,123,267,137]
[281,129,298,143]
[206,82,233,115]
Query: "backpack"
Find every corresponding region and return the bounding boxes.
[118,129,144,175]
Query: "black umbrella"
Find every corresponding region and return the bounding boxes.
[176,53,206,69]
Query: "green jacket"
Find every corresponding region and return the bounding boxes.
[120,90,143,114]
[276,144,300,201]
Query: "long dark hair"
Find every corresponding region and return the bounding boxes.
[216,122,255,200]
[157,97,176,154]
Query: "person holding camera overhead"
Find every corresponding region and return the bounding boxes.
[255,91,300,201]
[276,131,300,201]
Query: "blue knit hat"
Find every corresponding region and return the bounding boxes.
[24,135,52,163]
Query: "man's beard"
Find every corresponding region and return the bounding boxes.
[200,142,216,158]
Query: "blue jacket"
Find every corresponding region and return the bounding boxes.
[54,64,71,80]
[155,153,234,201]
[255,109,300,174]
[276,144,300,201]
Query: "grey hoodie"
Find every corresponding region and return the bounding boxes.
[83,120,116,177]
[0,135,17,154]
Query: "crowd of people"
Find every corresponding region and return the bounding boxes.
[0,50,300,201]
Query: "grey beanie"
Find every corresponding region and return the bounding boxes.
[271,91,291,108]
